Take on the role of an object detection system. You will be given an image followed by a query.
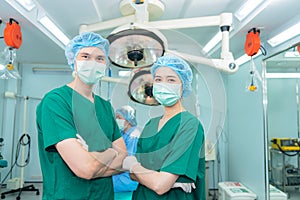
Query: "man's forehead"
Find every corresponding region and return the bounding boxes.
[79,47,105,55]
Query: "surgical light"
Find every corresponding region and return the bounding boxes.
[128,70,159,106]
[284,51,300,58]
[235,0,264,21]
[38,16,70,46]
[0,63,5,71]
[266,73,300,79]
[107,28,165,68]
[16,0,36,11]
[267,21,300,47]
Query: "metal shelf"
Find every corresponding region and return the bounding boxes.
[270,148,300,193]
[270,148,300,192]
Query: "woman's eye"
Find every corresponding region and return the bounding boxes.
[168,79,175,82]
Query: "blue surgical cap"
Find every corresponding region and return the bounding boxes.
[65,32,110,70]
[116,105,137,126]
[151,55,193,96]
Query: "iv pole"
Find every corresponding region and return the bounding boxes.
[296,78,300,171]
[296,78,300,138]
[20,97,27,190]
[1,96,40,200]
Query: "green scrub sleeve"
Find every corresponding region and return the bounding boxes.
[160,118,204,182]
[40,93,77,150]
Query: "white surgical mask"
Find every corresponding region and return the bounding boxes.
[116,119,125,131]
[76,60,106,85]
[153,83,181,106]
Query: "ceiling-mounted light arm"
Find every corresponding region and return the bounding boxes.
[218,13,238,73]
[81,1,228,34]
[79,15,135,33]
[217,24,237,73]
[148,13,234,55]
[166,50,237,73]
[220,25,231,58]
[146,12,231,29]
[79,9,237,73]
[130,0,149,23]
[163,13,237,73]
[219,13,231,57]
[79,0,154,33]
[167,48,238,73]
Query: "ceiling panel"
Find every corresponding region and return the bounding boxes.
[185,0,234,17]
[0,0,299,71]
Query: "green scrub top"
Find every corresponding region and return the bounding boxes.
[133,111,206,200]
[36,85,121,200]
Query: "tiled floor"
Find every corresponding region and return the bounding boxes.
[206,189,300,200]
[286,189,300,200]
[0,183,299,199]
[0,183,42,200]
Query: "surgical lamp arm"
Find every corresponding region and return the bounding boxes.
[79,12,238,73]
[79,15,135,33]
[146,13,231,29]
[164,13,238,73]
[166,49,238,74]
[79,12,233,33]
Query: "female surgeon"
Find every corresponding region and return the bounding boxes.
[36,32,127,200]
[123,55,206,200]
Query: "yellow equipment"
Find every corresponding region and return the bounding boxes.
[271,138,300,152]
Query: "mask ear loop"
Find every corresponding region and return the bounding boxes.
[179,83,184,98]
[72,71,77,78]
[72,60,78,78]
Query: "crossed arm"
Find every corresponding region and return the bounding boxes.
[56,136,127,180]
[123,156,196,195]
[129,164,179,195]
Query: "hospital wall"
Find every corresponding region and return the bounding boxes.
[226,57,266,199]
[267,78,298,138]
[0,64,74,183]
[225,34,300,200]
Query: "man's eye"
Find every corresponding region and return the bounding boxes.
[97,56,105,61]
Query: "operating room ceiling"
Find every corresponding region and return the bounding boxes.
[0,0,299,67]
